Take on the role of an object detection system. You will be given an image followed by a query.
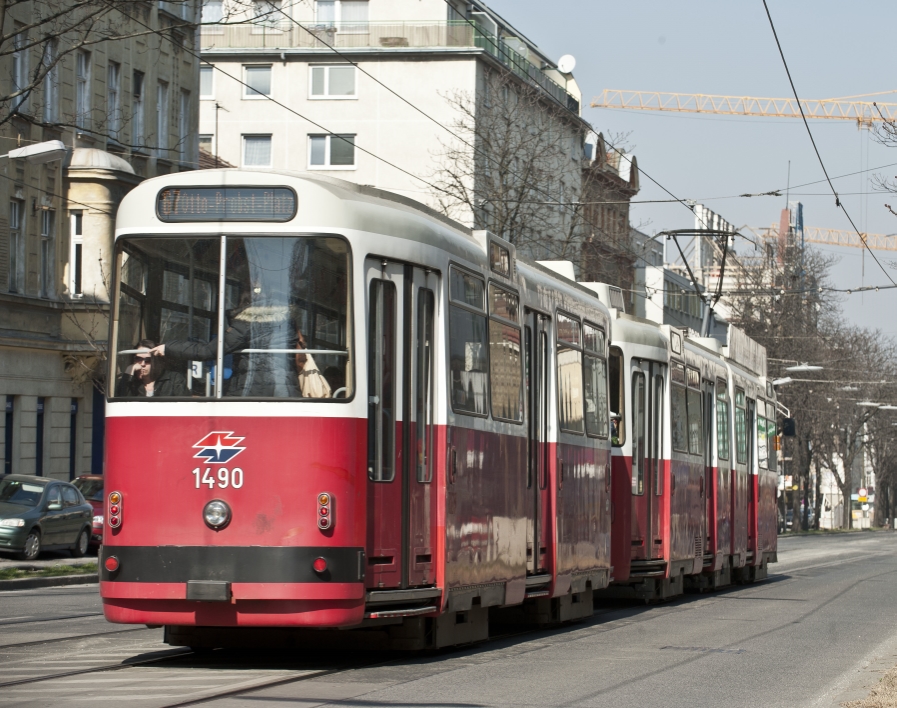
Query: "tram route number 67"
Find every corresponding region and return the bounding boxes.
[192,467,244,489]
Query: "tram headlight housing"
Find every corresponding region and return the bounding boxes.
[203,500,231,530]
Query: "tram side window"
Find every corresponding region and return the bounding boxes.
[488,284,523,423]
[113,235,352,400]
[735,388,747,464]
[583,323,609,438]
[368,279,396,482]
[654,374,664,495]
[757,398,768,469]
[716,379,730,461]
[556,311,584,434]
[416,289,435,482]
[670,363,688,453]
[632,372,646,495]
[686,367,703,456]
[609,347,625,446]
[767,401,777,472]
[449,268,488,416]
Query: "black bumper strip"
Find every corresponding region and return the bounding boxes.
[101,546,364,584]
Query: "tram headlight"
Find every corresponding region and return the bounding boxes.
[203,500,231,530]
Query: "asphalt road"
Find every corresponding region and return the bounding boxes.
[1,532,896,708]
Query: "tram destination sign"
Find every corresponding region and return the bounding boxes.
[157,186,297,222]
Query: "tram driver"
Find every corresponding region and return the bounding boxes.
[116,339,189,398]
[149,292,329,399]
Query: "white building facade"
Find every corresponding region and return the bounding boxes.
[199,0,585,229]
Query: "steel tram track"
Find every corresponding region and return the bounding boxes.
[0,611,104,626]
[0,624,152,650]
[0,579,779,703]
[0,646,193,688]
[156,611,629,708]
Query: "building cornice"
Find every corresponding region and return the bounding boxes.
[201,45,486,59]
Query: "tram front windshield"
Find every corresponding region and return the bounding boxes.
[112,235,352,400]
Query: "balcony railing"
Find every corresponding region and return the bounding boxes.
[201,21,579,114]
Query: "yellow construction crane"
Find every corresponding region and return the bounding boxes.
[747,225,897,252]
[591,89,897,128]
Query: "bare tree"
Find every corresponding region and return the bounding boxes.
[430,68,589,263]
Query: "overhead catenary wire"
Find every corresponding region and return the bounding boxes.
[761,0,897,288]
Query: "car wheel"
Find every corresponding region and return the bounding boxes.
[17,530,41,561]
[71,528,89,558]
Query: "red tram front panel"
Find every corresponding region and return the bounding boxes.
[101,414,367,627]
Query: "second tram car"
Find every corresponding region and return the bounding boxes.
[100,170,778,649]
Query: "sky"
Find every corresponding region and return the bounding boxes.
[485,0,897,335]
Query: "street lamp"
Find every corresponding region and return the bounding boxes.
[1,140,67,164]
[856,401,882,408]
[772,377,793,386]
[786,363,824,372]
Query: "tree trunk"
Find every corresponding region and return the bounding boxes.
[813,458,823,530]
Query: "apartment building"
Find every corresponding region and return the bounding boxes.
[0,1,200,479]
[199,0,607,263]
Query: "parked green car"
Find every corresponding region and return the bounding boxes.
[0,475,93,561]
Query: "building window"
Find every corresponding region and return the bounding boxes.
[68,399,78,480]
[35,398,45,476]
[107,61,121,140]
[308,134,355,169]
[243,134,272,166]
[133,71,145,148]
[70,211,83,297]
[11,27,28,112]
[200,65,214,98]
[4,397,13,475]
[199,134,213,154]
[315,0,368,31]
[42,40,59,122]
[244,65,272,98]
[202,0,224,23]
[309,65,356,99]
[76,50,91,129]
[178,89,190,163]
[40,209,55,299]
[252,0,286,27]
[156,80,169,159]
[8,200,23,293]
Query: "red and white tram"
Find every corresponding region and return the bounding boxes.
[100,170,777,649]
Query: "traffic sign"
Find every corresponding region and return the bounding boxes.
[859,488,868,497]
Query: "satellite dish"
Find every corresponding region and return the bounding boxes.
[557,54,576,74]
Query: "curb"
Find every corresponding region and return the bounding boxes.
[0,573,99,591]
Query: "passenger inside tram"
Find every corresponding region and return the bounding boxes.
[113,236,351,399]
[115,339,189,398]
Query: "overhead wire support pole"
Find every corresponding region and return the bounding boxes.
[657,228,737,337]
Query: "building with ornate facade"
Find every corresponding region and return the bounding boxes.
[0,1,200,479]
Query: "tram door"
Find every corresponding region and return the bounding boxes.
[524,310,551,575]
[631,362,664,560]
[366,259,438,589]
[703,380,714,554]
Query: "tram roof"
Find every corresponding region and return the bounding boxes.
[116,169,470,236]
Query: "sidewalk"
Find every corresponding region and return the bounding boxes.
[0,549,99,571]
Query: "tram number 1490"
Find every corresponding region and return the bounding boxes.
[192,467,244,489]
